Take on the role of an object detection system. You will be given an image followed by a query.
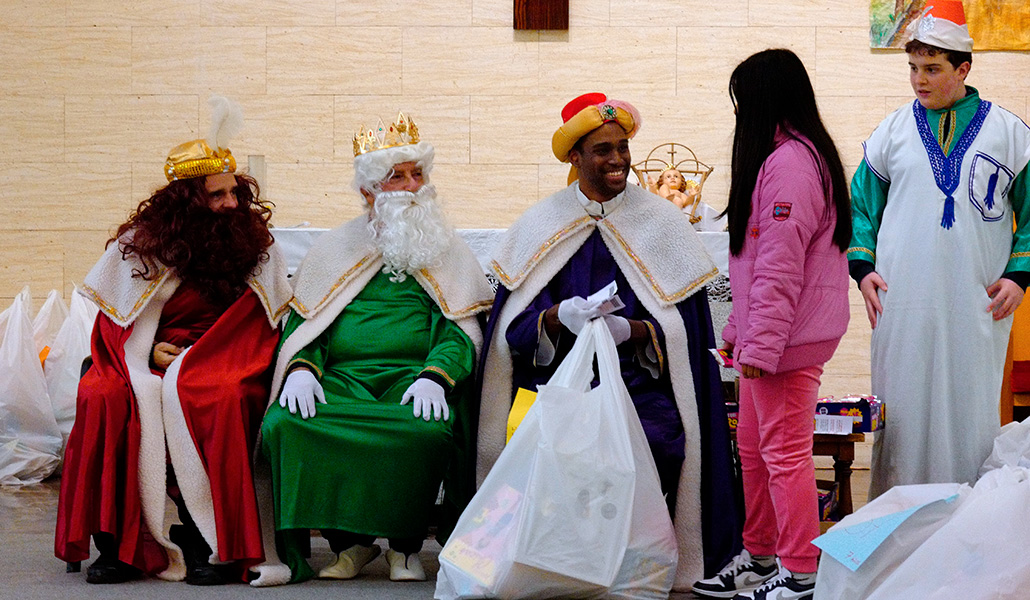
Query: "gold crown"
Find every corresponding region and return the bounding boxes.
[353,112,420,157]
[164,139,236,182]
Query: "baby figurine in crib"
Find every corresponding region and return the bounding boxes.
[648,167,700,211]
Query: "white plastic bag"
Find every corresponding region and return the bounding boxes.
[0,292,62,485]
[979,415,1030,475]
[45,287,98,439]
[813,483,968,600]
[436,319,677,600]
[863,467,1030,600]
[32,289,68,360]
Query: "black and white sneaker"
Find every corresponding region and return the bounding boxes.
[734,566,814,600]
[691,549,779,598]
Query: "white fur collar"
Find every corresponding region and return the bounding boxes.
[290,215,494,321]
[491,184,717,307]
[80,240,293,329]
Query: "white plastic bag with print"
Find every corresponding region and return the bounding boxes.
[45,287,99,440]
[862,466,1030,600]
[813,482,968,600]
[32,289,68,362]
[436,319,677,600]
[0,292,62,485]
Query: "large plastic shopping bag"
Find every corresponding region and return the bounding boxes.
[813,483,968,600]
[32,289,68,364]
[45,287,98,439]
[0,292,62,485]
[979,415,1030,475]
[436,319,677,600]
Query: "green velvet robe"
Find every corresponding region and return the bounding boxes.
[261,271,475,581]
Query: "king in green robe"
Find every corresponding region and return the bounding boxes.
[260,208,494,582]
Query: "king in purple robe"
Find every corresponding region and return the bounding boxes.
[477,93,742,591]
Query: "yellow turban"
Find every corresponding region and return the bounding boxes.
[551,93,641,163]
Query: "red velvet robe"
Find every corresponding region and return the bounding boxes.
[55,283,279,576]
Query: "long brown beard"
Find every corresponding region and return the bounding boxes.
[168,206,273,308]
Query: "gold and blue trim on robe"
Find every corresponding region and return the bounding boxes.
[286,358,323,379]
[420,365,456,388]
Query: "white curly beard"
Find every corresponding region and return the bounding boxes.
[367,184,453,282]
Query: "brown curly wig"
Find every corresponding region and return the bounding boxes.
[109,173,274,308]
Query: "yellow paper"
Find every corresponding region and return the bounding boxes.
[506,387,537,443]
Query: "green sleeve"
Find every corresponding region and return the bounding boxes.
[848,159,890,265]
[421,311,475,391]
[1007,163,1030,273]
[280,309,329,379]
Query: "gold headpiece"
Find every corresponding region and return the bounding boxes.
[353,112,421,157]
[164,140,236,182]
[163,96,242,182]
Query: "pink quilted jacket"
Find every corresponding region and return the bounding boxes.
[723,131,850,375]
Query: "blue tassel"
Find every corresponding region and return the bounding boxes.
[985,172,998,210]
[941,195,955,229]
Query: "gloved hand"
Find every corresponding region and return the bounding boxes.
[401,378,449,422]
[603,315,632,345]
[278,368,326,420]
[557,296,603,335]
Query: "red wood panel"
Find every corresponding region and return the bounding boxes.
[514,0,569,30]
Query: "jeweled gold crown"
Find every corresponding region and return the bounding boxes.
[353,112,421,157]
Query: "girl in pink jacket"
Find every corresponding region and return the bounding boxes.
[692,49,851,600]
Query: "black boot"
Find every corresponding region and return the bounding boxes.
[85,533,142,584]
[169,523,228,586]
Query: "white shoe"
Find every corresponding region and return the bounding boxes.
[318,544,381,580]
[385,548,426,582]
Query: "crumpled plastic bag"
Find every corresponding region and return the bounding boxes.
[44,286,98,440]
[0,291,63,485]
[816,419,1030,600]
[979,415,1030,476]
[32,289,68,364]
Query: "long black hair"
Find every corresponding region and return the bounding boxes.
[726,48,851,255]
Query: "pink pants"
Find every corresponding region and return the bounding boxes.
[737,364,823,573]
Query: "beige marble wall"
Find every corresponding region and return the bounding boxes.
[2,0,1029,395]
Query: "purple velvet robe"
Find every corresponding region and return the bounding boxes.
[481,230,743,577]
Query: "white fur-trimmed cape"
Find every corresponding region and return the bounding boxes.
[481,183,718,590]
[268,215,495,408]
[76,241,292,583]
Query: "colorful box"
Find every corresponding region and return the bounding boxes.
[815,394,884,433]
[817,479,840,522]
[725,402,739,432]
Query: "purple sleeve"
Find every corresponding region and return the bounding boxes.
[504,287,558,359]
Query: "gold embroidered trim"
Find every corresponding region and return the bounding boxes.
[602,221,715,302]
[644,320,664,374]
[248,278,291,323]
[288,358,323,379]
[937,111,957,156]
[421,365,456,387]
[418,270,494,318]
[491,217,594,287]
[847,247,875,259]
[291,254,374,316]
[1011,252,1030,259]
[80,271,167,325]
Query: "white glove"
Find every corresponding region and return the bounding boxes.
[278,369,326,420]
[557,296,603,335]
[603,315,632,345]
[401,378,449,422]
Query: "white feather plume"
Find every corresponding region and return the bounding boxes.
[206,95,244,151]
